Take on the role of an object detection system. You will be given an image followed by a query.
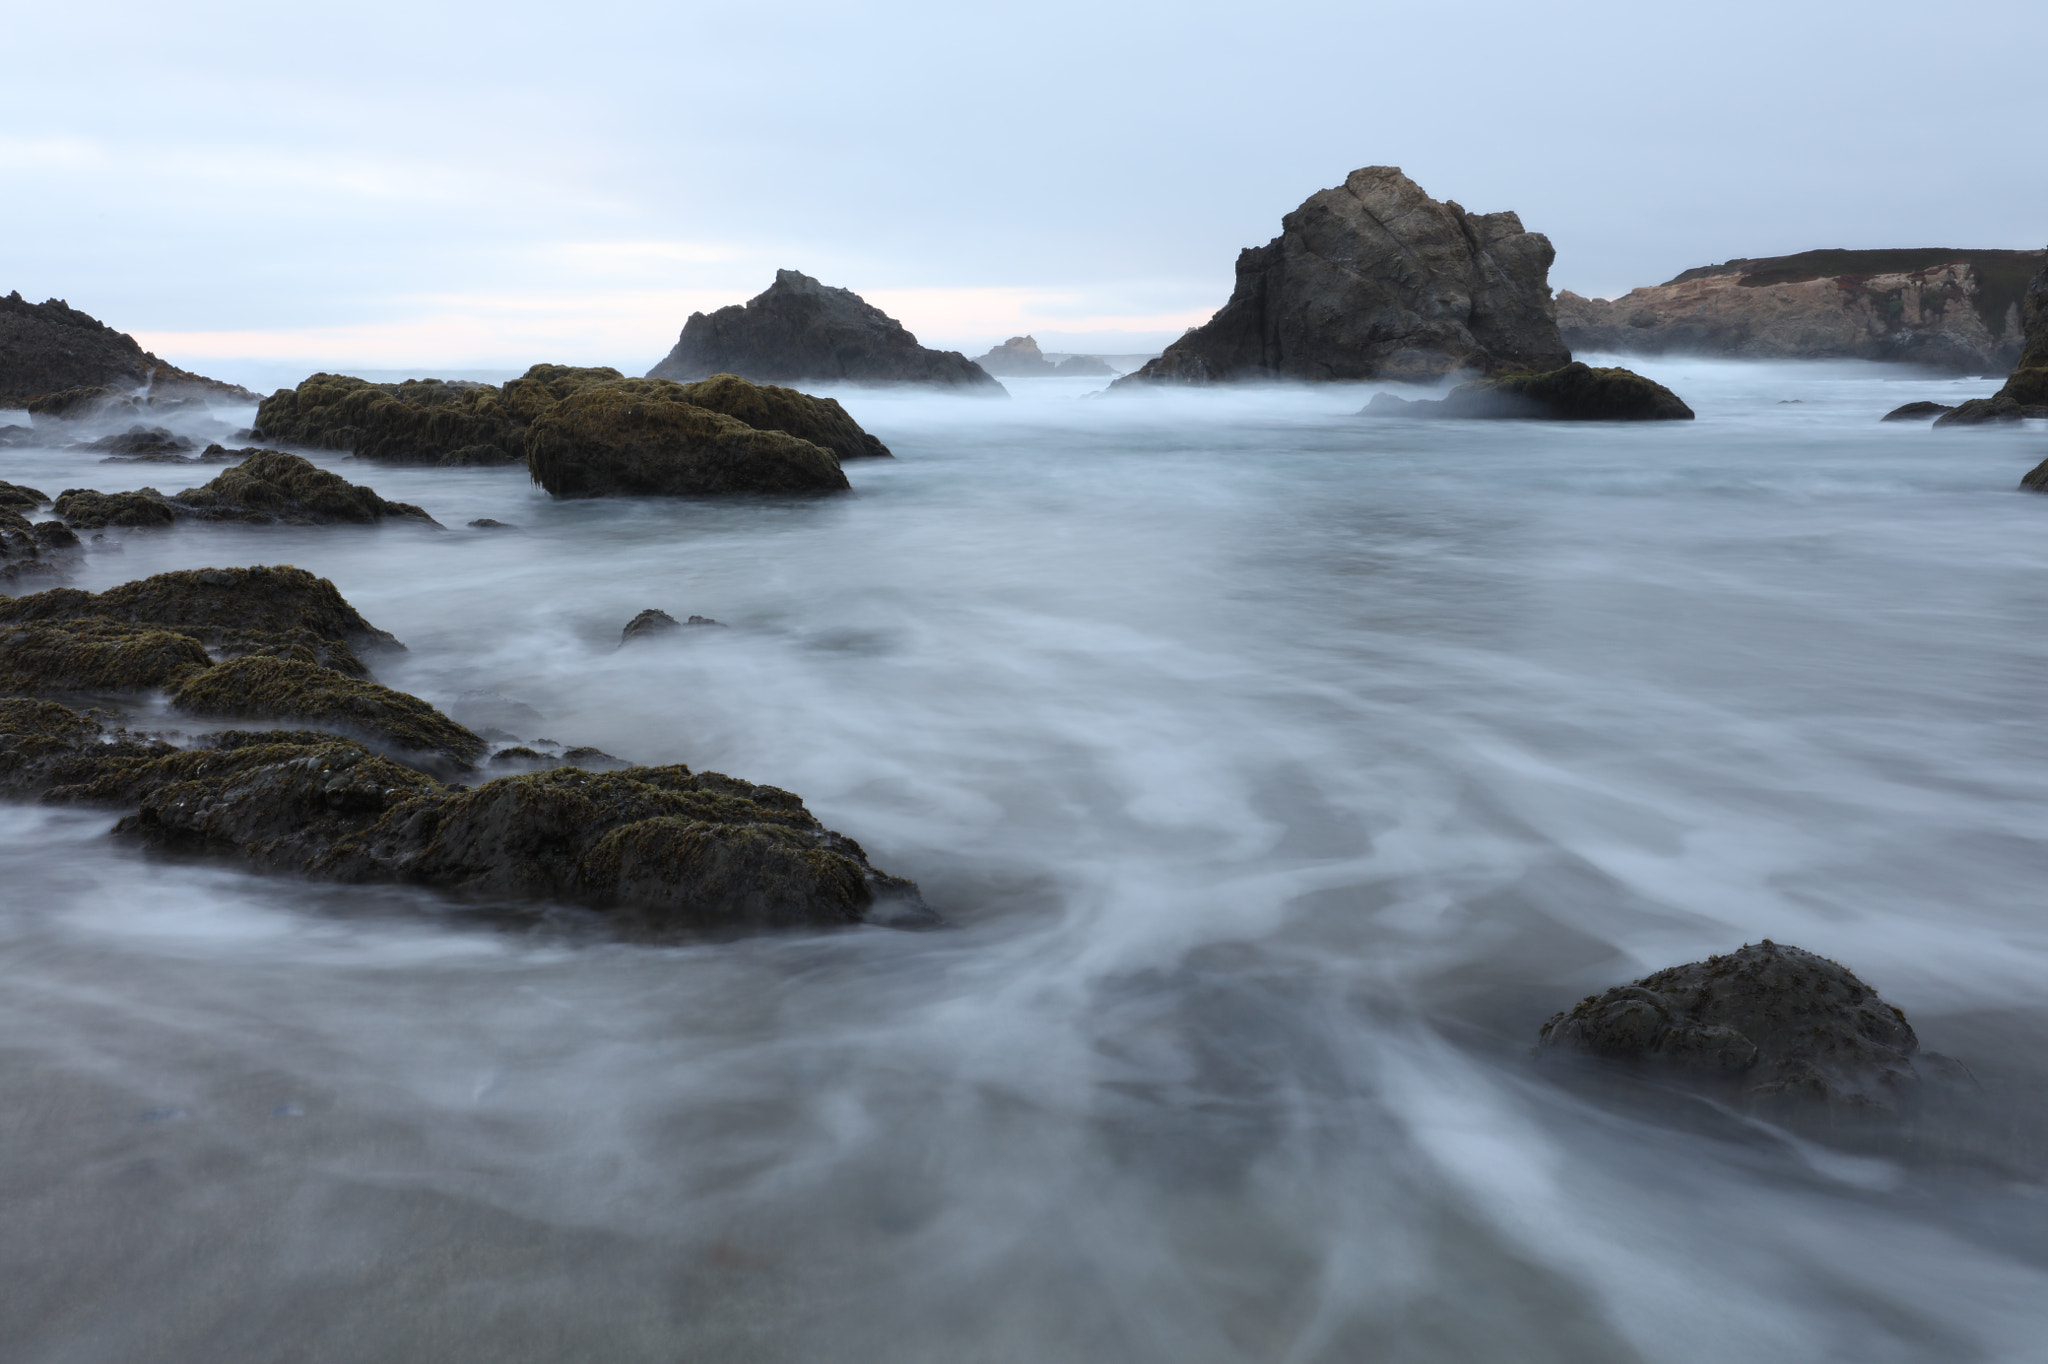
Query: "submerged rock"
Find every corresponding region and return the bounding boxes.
[0,292,258,407]
[0,481,49,513]
[0,510,83,584]
[647,270,1006,392]
[1881,401,1956,421]
[620,608,725,645]
[526,380,849,498]
[167,655,485,769]
[1113,167,1569,387]
[1539,941,1935,1113]
[0,699,929,936]
[1363,362,1694,421]
[81,424,195,456]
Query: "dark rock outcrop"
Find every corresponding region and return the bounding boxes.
[0,292,259,407]
[974,336,1057,377]
[166,655,484,768]
[48,451,437,528]
[1054,354,1115,377]
[1945,262,2048,434]
[1539,941,1936,1113]
[0,704,925,935]
[526,381,849,498]
[1113,167,1569,387]
[0,482,47,513]
[82,424,195,456]
[647,270,1006,392]
[1558,249,2044,373]
[0,510,81,585]
[620,608,724,645]
[1362,362,1694,421]
[1881,401,1956,421]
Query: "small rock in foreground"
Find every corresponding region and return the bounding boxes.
[620,608,725,645]
[1539,941,1939,1113]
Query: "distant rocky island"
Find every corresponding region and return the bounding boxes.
[1,291,258,408]
[1557,248,2044,373]
[1113,166,1571,387]
[971,336,1114,378]
[648,270,1005,392]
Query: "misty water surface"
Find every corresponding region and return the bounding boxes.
[2,358,2046,1362]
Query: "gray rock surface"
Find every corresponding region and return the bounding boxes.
[974,336,1057,377]
[1362,362,1693,421]
[0,292,259,406]
[1539,941,1934,1112]
[648,270,1006,391]
[1112,167,1569,387]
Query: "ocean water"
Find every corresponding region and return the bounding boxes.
[2,358,2047,1362]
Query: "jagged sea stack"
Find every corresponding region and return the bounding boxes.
[648,270,1006,392]
[1,292,258,407]
[1113,167,1570,387]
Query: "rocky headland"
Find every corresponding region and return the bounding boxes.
[252,365,886,496]
[1,292,259,408]
[1557,248,2045,373]
[1112,167,1570,387]
[647,270,1006,392]
[0,566,928,935]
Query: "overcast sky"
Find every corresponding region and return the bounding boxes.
[5,0,2042,385]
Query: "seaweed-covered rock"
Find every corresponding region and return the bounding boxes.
[253,373,524,465]
[1,292,258,407]
[1363,362,1694,421]
[1539,941,1928,1112]
[0,702,929,937]
[51,487,176,528]
[647,270,1006,392]
[0,510,80,584]
[675,373,891,459]
[1114,167,1569,387]
[167,655,484,768]
[0,618,215,693]
[499,363,630,422]
[1881,401,1956,421]
[0,566,402,677]
[171,449,438,525]
[526,381,849,498]
[0,482,49,513]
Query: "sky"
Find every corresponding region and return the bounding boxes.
[4,0,2043,387]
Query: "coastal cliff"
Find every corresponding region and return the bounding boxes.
[1113,167,1569,386]
[1557,249,2044,373]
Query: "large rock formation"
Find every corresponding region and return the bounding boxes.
[1112,167,1570,387]
[526,380,849,498]
[253,365,891,493]
[1539,941,1942,1114]
[1949,261,2048,439]
[45,450,437,529]
[1557,249,2045,373]
[0,292,259,407]
[0,566,930,936]
[1362,361,1694,421]
[648,270,1006,392]
[972,336,1117,379]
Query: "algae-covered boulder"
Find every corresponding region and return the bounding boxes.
[499,363,630,422]
[83,424,195,456]
[0,481,49,513]
[171,449,439,525]
[0,618,215,693]
[675,373,891,460]
[253,373,523,465]
[52,487,176,528]
[526,381,849,498]
[0,701,930,938]
[0,566,403,678]
[0,508,82,584]
[1363,362,1694,421]
[167,655,485,768]
[1539,941,1928,1112]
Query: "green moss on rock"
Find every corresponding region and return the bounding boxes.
[253,373,524,465]
[526,381,849,497]
[167,655,485,766]
[0,617,214,693]
[675,373,892,460]
[52,487,176,528]
[0,481,48,513]
[500,363,629,423]
[170,449,440,525]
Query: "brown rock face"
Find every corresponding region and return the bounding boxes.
[1113,167,1569,387]
[1539,941,1928,1112]
[1557,249,2045,373]
[0,292,258,406]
